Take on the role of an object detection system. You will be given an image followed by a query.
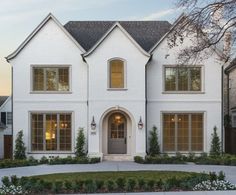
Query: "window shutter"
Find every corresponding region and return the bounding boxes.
[1,112,6,125]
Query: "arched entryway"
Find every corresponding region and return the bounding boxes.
[99,107,135,157]
[108,112,127,154]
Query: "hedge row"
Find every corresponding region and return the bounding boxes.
[0,156,100,169]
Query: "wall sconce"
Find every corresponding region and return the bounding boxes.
[138,116,144,129]
[91,116,96,130]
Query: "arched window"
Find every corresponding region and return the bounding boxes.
[109,59,125,88]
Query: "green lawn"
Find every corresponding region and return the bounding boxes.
[33,171,201,182]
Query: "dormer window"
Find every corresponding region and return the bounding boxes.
[109,59,125,89]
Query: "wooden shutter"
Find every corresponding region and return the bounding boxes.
[1,112,6,125]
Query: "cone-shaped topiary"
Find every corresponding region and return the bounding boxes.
[210,126,221,156]
[149,126,160,156]
[14,130,26,160]
[75,128,86,157]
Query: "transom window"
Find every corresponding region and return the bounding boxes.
[33,67,69,91]
[163,113,203,152]
[164,66,201,91]
[109,59,124,88]
[31,113,71,151]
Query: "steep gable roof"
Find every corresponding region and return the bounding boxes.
[6,13,85,62]
[64,20,171,52]
[225,58,236,73]
[83,22,151,57]
[0,96,9,108]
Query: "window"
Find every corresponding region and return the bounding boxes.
[163,113,203,152]
[32,67,69,92]
[31,113,71,151]
[6,112,12,125]
[109,59,124,88]
[164,66,201,92]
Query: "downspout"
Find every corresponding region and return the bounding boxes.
[221,65,224,153]
[145,55,152,154]
[11,66,13,159]
[81,54,89,155]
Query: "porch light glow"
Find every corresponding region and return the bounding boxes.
[91,116,96,130]
[138,117,144,129]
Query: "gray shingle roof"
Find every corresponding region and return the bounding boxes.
[0,96,8,107]
[64,21,172,52]
[225,58,236,73]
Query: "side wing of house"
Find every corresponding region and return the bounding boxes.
[147,31,223,153]
[7,14,88,159]
[0,96,12,158]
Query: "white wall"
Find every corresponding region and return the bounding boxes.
[10,18,88,158]
[147,35,222,153]
[85,26,150,157]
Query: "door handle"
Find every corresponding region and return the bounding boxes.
[124,137,127,144]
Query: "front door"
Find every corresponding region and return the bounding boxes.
[108,113,127,154]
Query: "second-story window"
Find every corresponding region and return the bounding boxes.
[109,59,124,88]
[164,66,201,92]
[33,67,69,92]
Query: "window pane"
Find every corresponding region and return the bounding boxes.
[165,68,176,91]
[177,114,189,151]
[46,68,57,91]
[190,68,201,91]
[191,114,203,151]
[178,67,188,91]
[58,68,69,91]
[163,114,175,151]
[31,114,44,151]
[46,114,57,150]
[33,68,44,91]
[110,60,124,88]
[59,114,71,150]
[7,112,12,125]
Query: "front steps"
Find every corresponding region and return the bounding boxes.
[103,154,133,161]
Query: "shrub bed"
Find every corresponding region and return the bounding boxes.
[0,156,100,169]
[0,171,234,194]
[134,153,236,166]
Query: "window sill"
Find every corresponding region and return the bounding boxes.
[30,91,72,94]
[28,151,73,154]
[107,88,128,91]
[162,91,205,94]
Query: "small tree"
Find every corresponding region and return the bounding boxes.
[14,130,26,160]
[210,126,221,156]
[149,126,160,156]
[75,128,86,157]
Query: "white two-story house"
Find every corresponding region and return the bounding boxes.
[6,14,223,160]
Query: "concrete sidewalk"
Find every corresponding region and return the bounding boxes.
[1,161,236,184]
[69,191,236,195]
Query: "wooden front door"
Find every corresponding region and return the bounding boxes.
[4,135,12,159]
[108,113,127,154]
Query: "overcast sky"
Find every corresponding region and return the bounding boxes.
[0,0,182,95]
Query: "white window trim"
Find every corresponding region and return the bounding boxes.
[160,111,205,153]
[107,58,127,90]
[28,111,74,153]
[162,64,205,94]
[30,64,72,94]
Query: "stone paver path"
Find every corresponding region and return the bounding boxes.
[0,161,236,184]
